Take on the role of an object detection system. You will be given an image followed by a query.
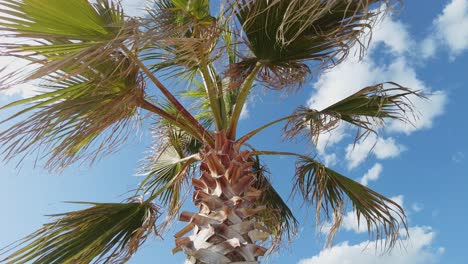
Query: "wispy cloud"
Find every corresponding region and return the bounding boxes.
[359,163,383,186]
[345,136,406,169]
[411,203,424,213]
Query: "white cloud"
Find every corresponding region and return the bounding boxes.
[345,136,405,169]
[299,226,444,264]
[359,163,383,186]
[372,137,406,159]
[316,124,348,154]
[307,54,381,111]
[434,0,468,56]
[411,203,424,213]
[382,60,447,134]
[371,16,413,54]
[390,91,446,134]
[91,0,149,17]
[239,102,250,120]
[420,0,468,59]
[323,153,338,167]
[121,0,150,17]
[315,125,348,166]
[421,37,437,59]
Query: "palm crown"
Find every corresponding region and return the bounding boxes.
[0,0,419,263]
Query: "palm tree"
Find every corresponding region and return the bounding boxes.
[0,0,420,263]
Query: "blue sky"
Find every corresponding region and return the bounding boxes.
[0,0,467,263]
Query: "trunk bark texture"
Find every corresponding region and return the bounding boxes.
[173,132,270,264]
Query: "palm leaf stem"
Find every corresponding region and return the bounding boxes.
[199,61,226,130]
[227,62,261,139]
[238,114,302,145]
[250,150,311,161]
[121,45,214,146]
[137,98,204,143]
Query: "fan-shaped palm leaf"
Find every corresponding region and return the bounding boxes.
[0,0,134,86]
[235,0,394,89]
[0,201,160,264]
[0,55,144,170]
[294,157,406,248]
[139,125,201,222]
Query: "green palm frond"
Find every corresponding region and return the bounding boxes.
[0,0,135,85]
[235,0,394,89]
[180,76,232,125]
[251,155,298,252]
[0,55,144,170]
[0,201,160,264]
[285,83,422,143]
[294,157,406,249]
[171,0,212,22]
[181,84,212,116]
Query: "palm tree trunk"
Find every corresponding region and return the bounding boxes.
[173,132,270,264]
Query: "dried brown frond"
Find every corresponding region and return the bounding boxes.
[257,62,310,92]
[225,58,257,90]
[284,106,343,144]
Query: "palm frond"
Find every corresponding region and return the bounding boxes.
[0,55,144,170]
[235,0,396,90]
[0,0,135,87]
[251,155,298,253]
[140,0,217,76]
[284,83,422,143]
[0,201,160,264]
[294,157,407,249]
[139,122,204,225]
[180,81,215,123]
